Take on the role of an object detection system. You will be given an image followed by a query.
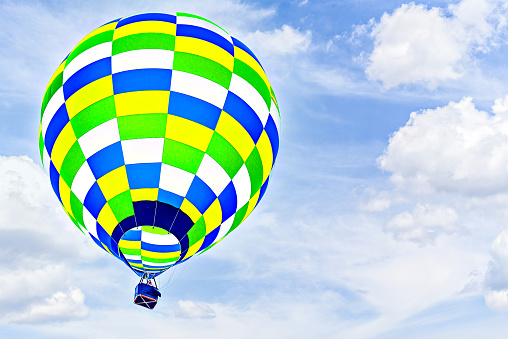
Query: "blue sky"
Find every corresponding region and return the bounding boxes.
[3,0,508,337]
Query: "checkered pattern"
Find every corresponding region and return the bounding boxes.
[39,12,280,278]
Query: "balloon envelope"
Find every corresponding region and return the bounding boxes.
[39,12,280,278]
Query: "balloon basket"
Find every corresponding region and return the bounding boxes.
[134,278,161,309]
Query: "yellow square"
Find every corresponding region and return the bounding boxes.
[215,111,255,161]
[255,130,273,183]
[203,199,222,234]
[165,115,214,152]
[96,166,130,201]
[51,123,77,171]
[234,46,271,90]
[176,36,234,71]
[66,76,114,119]
[183,238,205,260]
[180,198,202,223]
[78,22,117,46]
[113,21,176,40]
[59,176,74,219]
[130,188,159,202]
[114,90,170,116]
[97,203,119,235]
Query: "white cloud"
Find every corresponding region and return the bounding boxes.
[384,204,460,245]
[366,0,507,88]
[245,25,311,55]
[378,96,508,196]
[175,300,216,319]
[6,288,89,324]
[0,156,98,323]
[485,289,508,312]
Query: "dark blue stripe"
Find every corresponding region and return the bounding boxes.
[87,142,125,179]
[223,92,263,143]
[176,24,233,56]
[126,259,143,264]
[45,105,69,155]
[133,201,157,226]
[218,181,237,222]
[63,57,111,100]
[113,69,172,94]
[126,163,161,189]
[186,176,216,214]
[232,37,262,67]
[264,115,279,161]
[168,92,221,130]
[141,242,181,253]
[153,202,179,230]
[49,161,61,203]
[84,182,107,218]
[168,212,194,241]
[117,13,176,28]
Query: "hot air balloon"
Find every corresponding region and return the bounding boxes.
[39,12,280,309]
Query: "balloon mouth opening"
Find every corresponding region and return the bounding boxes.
[118,225,182,277]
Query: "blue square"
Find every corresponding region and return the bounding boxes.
[84,181,107,218]
[87,141,125,179]
[223,92,263,143]
[168,92,222,130]
[185,176,216,214]
[218,181,237,222]
[126,163,161,189]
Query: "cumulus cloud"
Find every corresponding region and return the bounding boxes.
[0,155,96,323]
[366,0,507,88]
[175,300,216,319]
[6,288,89,324]
[384,204,460,245]
[378,96,508,196]
[245,25,311,55]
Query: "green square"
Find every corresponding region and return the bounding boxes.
[173,52,232,89]
[70,191,85,228]
[71,96,117,139]
[245,147,263,197]
[108,191,134,222]
[112,33,175,55]
[67,30,115,66]
[233,59,271,108]
[118,114,167,140]
[206,132,244,178]
[186,216,206,246]
[162,139,204,174]
[60,142,86,187]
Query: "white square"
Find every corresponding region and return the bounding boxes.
[71,162,96,202]
[196,154,231,196]
[63,42,113,83]
[41,87,65,136]
[176,16,232,45]
[170,70,228,109]
[159,163,195,197]
[83,206,98,239]
[112,49,174,73]
[121,138,164,164]
[78,118,120,158]
[232,164,251,210]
